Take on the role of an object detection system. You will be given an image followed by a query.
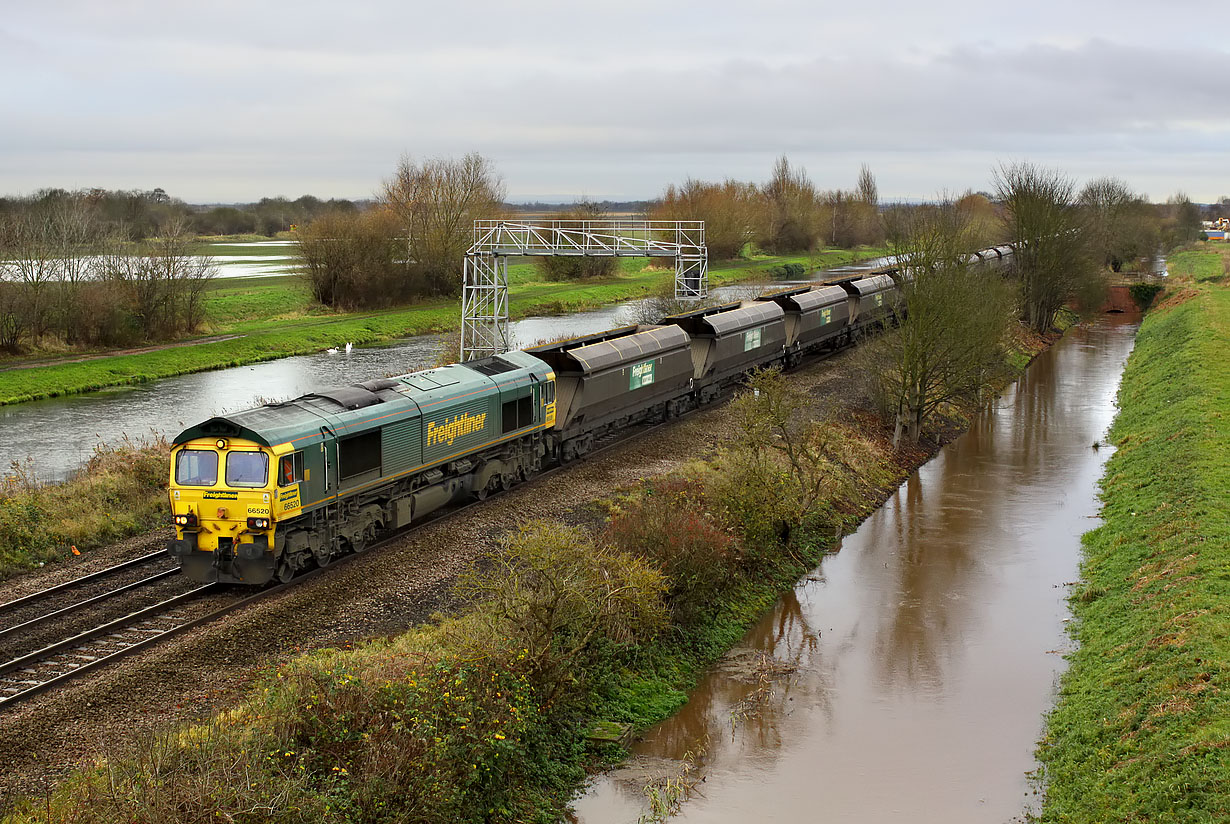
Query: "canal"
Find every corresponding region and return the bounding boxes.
[572,315,1140,823]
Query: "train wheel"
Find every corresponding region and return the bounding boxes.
[275,555,296,584]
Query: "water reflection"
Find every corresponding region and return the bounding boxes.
[573,317,1140,823]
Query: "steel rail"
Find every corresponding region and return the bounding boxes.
[0,584,219,682]
[0,568,181,644]
[0,550,171,614]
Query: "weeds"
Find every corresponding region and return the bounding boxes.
[0,434,168,579]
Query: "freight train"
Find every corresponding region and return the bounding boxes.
[167,248,1014,585]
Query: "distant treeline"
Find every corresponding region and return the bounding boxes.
[0,188,365,240]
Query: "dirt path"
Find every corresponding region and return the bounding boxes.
[0,335,248,373]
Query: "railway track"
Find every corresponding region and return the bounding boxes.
[0,348,843,711]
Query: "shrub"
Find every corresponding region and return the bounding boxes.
[297,209,413,311]
[0,436,169,578]
[603,475,739,621]
[456,520,668,701]
[1129,281,1164,309]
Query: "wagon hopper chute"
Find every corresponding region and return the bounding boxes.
[663,300,787,402]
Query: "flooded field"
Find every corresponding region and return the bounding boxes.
[572,316,1140,823]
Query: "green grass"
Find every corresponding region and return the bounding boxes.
[1168,244,1229,282]
[1036,279,1230,822]
[0,248,885,406]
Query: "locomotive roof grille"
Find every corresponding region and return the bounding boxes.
[304,385,384,411]
[467,356,522,377]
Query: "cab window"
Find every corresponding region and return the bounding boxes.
[544,381,555,404]
[176,450,218,486]
[225,451,269,488]
[278,452,304,486]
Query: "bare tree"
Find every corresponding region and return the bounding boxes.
[853,163,885,246]
[651,178,759,259]
[1163,191,1202,248]
[296,208,404,309]
[993,162,1095,333]
[1080,177,1157,272]
[762,156,826,253]
[381,152,505,296]
[869,199,1016,445]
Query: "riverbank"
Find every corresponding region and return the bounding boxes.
[1036,275,1229,821]
[0,249,881,406]
[3,314,1065,823]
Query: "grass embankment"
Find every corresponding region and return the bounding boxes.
[9,324,1059,823]
[1036,273,1229,821]
[0,440,167,580]
[0,248,883,406]
[1167,242,1230,283]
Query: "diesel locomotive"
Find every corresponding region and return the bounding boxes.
[167,247,1013,585]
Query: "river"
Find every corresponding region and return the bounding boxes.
[571,315,1140,823]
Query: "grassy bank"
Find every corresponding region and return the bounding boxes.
[0,248,883,406]
[1167,242,1230,283]
[1036,278,1229,821]
[0,439,168,580]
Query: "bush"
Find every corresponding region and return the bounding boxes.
[603,474,739,621]
[764,262,806,279]
[534,200,618,282]
[538,254,617,282]
[297,209,414,311]
[1129,281,1164,309]
[456,520,668,701]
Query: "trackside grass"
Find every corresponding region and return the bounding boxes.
[0,249,884,406]
[1167,243,1229,283]
[0,439,168,580]
[1036,279,1230,821]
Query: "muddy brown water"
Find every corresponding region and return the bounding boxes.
[572,316,1140,823]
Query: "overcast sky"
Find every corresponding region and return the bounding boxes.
[1,1,1226,203]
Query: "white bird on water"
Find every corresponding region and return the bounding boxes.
[345,342,353,353]
[326,347,338,354]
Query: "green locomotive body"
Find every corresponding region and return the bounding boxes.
[167,351,556,585]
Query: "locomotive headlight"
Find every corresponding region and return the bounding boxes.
[246,517,271,530]
[174,513,198,527]
[216,439,228,450]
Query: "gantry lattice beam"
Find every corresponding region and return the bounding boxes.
[461,220,707,361]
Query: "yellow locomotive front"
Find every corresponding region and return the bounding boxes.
[167,437,282,584]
